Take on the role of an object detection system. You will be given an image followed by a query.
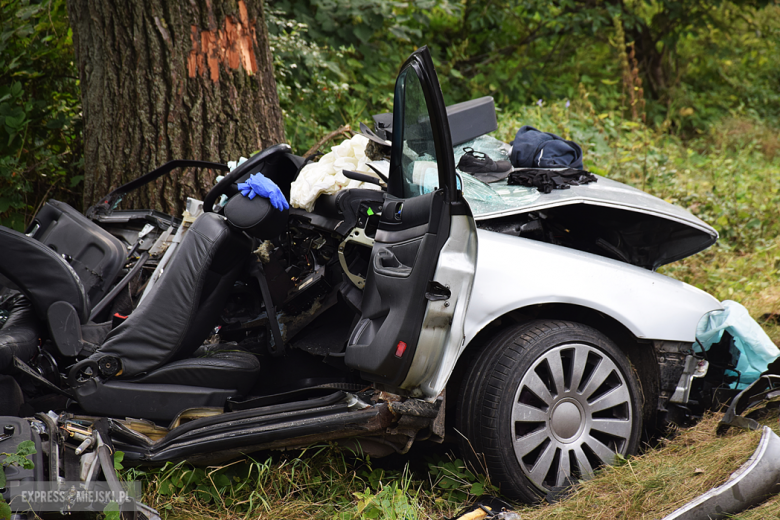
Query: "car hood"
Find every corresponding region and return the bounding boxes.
[470,174,711,232]
[463,174,718,270]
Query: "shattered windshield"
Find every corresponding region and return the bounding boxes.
[455,135,540,216]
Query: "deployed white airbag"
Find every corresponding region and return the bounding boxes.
[290,134,381,212]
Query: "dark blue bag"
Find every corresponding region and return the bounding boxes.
[510,125,583,169]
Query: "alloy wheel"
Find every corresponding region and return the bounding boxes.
[511,343,634,490]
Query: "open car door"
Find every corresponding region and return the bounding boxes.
[345,47,478,399]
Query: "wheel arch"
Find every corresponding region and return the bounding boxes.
[447,303,661,436]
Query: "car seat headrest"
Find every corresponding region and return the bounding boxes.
[223,193,289,240]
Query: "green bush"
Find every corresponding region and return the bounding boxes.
[267,0,780,154]
[0,0,82,230]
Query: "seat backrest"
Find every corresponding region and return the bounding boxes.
[28,200,126,307]
[96,212,251,378]
[0,226,89,324]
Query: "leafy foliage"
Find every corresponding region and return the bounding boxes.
[0,0,82,230]
[267,0,780,154]
[0,440,37,520]
[350,465,422,520]
[426,456,495,503]
[2,0,778,223]
[265,0,416,152]
[102,501,121,520]
[0,439,36,487]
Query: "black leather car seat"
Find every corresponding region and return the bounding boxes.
[0,293,42,373]
[27,200,127,311]
[73,211,261,421]
[1,192,287,422]
[0,225,91,363]
[96,212,252,376]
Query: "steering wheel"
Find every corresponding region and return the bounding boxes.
[203,143,292,213]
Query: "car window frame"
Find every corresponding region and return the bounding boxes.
[387,48,460,205]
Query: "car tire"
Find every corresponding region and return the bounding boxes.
[456,320,643,502]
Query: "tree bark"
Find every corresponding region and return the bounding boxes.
[67,0,284,215]
[629,24,669,103]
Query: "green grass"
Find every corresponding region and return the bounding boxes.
[132,102,780,518]
[131,414,780,519]
[127,447,486,519]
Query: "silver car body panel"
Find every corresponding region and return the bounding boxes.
[462,173,718,270]
[414,227,721,401]
[401,214,478,399]
[464,229,722,346]
[472,175,716,237]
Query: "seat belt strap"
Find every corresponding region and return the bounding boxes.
[250,260,285,357]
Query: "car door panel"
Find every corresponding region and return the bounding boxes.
[345,192,449,383]
[374,192,440,238]
[344,46,476,392]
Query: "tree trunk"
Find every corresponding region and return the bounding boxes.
[629,24,669,103]
[67,0,284,215]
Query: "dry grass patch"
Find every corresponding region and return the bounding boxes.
[712,117,780,160]
[731,494,780,519]
[516,412,773,520]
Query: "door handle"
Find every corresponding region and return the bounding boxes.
[374,249,412,278]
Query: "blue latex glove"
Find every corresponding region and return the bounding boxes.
[237,172,289,211]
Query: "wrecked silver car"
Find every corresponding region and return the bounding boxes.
[0,46,733,513]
